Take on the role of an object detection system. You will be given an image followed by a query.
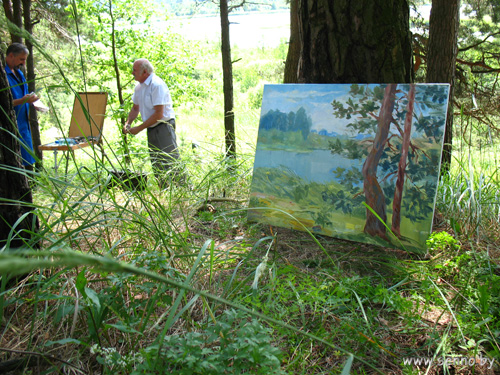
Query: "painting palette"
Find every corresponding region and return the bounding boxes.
[248,83,450,252]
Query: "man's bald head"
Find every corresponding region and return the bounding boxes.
[132,59,154,83]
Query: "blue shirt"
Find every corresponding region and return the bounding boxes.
[6,65,35,166]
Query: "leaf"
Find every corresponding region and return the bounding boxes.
[84,287,101,311]
[44,338,83,346]
[105,323,142,334]
[75,270,87,293]
[341,354,354,375]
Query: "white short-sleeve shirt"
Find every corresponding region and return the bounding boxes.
[132,73,175,122]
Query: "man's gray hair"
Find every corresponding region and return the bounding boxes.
[6,43,29,56]
[136,59,154,74]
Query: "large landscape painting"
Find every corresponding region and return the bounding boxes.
[248,83,450,252]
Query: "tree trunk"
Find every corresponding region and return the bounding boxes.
[220,0,236,158]
[392,84,416,237]
[109,0,130,164]
[361,84,397,239]
[2,0,14,32]
[284,0,300,83]
[426,0,460,174]
[22,0,43,168]
[296,0,412,84]
[0,48,38,248]
[2,0,23,43]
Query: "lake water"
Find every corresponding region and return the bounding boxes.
[253,149,364,184]
[147,5,439,50]
[162,6,435,49]
[160,11,291,48]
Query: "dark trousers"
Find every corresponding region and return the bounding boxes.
[147,119,179,187]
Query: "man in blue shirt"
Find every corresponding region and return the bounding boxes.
[5,43,39,170]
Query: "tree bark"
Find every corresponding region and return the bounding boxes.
[361,84,397,239]
[220,0,236,159]
[426,0,460,174]
[109,0,131,164]
[22,0,43,168]
[392,84,416,237]
[284,0,300,83]
[0,48,38,248]
[2,0,23,43]
[296,0,412,84]
[2,0,14,29]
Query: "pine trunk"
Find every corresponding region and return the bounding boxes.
[297,0,412,84]
[426,0,460,174]
[284,0,300,83]
[220,0,236,158]
[0,49,38,248]
[22,0,43,168]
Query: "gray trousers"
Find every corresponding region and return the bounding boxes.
[147,119,179,186]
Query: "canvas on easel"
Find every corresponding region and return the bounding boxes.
[39,92,108,174]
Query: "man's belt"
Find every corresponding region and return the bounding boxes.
[149,118,175,130]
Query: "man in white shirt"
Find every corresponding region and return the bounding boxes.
[123,59,179,187]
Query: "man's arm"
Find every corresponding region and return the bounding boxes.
[12,93,38,107]
[123,104,140,133]
[125,104,140,126]
[125,105,165,135]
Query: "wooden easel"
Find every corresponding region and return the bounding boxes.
[39,92,108,175]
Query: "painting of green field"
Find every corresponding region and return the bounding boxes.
[248,83,450,252]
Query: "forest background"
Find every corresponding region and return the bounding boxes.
[0,0,499,374]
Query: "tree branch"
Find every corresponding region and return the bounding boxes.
[459,31,500,52]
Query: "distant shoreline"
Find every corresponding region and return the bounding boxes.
[164,10,291,49]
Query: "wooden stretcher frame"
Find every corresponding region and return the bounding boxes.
[38,92,108,175]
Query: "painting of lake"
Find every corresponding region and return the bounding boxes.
[248,83,450,252]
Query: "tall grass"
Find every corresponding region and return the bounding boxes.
[437,112,500,241]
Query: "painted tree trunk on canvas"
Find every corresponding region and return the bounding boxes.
[361,84,397,239]
[392,84,416,237]
[296,0,412,83]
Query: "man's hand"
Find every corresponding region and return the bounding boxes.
[24,92,39,104]
[122,123,131,134]
[128,126,141,135]
[123,124,141,135]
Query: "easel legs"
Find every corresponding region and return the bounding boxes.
[51,150,72,176]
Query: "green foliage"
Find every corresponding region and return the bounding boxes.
[90,310,283,374]
[426,231,460,255]
[259,107,312,141]
[75,0,208,107]
[137,310,283,374]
